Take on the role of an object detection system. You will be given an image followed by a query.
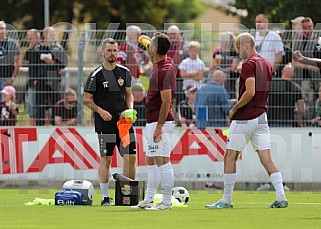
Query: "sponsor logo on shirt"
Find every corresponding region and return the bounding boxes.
[102,81,108,88]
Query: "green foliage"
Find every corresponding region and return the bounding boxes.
[76,0,168,29]
[165,0,205,23]
[232,0,321,29]
[1,0,204,30]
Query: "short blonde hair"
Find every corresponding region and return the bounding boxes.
[131,83,145,93]
[188,41,201,50]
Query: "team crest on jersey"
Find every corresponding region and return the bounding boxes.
[117,77,124,86]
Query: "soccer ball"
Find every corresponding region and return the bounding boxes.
[172,186,190,204]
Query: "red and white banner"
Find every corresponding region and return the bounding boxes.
[0,127,320,182]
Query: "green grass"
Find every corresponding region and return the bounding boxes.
[0,189,321,229]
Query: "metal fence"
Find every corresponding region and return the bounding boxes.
[3,29,321,127]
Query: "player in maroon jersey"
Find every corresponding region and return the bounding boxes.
[132,32,177,210]
[205,32,288,209]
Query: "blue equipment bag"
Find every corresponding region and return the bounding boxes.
[55,190,83,206]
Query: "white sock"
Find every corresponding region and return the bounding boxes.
[100,183,109,200]
[159,162,174,205]
[222,173,237,204]
[270,172,286,201]
[144,165,161,203]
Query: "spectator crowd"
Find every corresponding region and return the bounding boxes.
[1,14,321,128]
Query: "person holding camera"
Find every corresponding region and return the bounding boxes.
[23,29,41,126]
[34,26,68,126]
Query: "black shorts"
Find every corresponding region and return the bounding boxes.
[97,126,136,157]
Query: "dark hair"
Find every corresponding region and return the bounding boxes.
[101,38,117,49]
[154,32,171,55]
[302,17,313,24]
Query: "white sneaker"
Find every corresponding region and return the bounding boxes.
[145,202,172,211]
[131,201,154,209]
[257,183,271,191]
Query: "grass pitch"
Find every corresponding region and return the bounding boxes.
[0,188,320,229]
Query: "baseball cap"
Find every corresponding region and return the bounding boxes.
[185,84,198,93]
[1,85,16,96]
[291,16,305,24]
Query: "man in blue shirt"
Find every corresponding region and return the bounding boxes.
[195,70,231,128]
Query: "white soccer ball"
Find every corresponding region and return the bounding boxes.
[172,186,190,204]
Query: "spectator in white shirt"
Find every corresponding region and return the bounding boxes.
[178,41,206,91]
[255,14,284,75]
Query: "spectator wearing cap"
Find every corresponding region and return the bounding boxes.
[0,85,18,126]
[131,83,146,126]
[178,84,197,127]
[195,70,231,129]
[291,16,305,40]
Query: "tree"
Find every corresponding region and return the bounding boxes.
[165,0,204,23]
[232,0,321,29]
[1,0,204,30]
[76,0,168,29]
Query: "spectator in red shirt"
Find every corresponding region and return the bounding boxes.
[166,25,189,118]
[0,85,18,126]
[117,25,151,84]
[166,25,189,66]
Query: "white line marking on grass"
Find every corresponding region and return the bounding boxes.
[292,203,321,205]
[240,202,321,205]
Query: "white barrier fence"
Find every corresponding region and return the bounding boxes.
[0,127,320,183]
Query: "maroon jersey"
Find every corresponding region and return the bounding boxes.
[234,54,272,120]
[146,57,177,123]
[0,101,18,126]
[167,40,189,66]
